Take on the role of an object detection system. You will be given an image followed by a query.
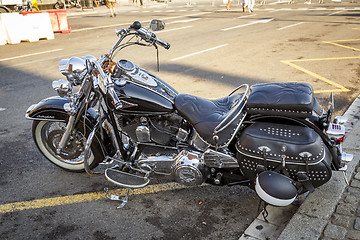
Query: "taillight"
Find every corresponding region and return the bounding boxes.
[327,123,345,143]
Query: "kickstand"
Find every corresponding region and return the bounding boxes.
[104,187,131,209]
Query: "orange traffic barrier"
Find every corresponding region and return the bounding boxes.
[46,10,71,33]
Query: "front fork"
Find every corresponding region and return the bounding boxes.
[56,115,76,154]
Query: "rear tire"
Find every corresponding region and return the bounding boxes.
[32,120,103,172]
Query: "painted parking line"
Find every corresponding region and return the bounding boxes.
[170,44,228,61]
[0,182,192,214]
[0,51,88,70]
[323,39,360,52]
[157,26,193,33]
[221,18,273,31]
[281,58,353,93]
[0,49,63,62]
[328,10,344,16]
[277,22,305,31]
[281,38,360,93]
[71,12,210,32]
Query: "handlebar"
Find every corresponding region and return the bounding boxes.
[132,21,170,50]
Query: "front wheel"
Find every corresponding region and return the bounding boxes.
[32,120,102,172]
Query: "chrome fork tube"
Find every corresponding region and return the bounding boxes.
[57,115,76,153]
[84,119,102,176]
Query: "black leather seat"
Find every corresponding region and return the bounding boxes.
[246,82,314,118]
[174,94,243,146]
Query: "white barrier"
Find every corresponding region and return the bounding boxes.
[0,14,6,45]
[0,12,54,45]
[24,13,54,41]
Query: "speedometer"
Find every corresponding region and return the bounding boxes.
[117,59,135,71]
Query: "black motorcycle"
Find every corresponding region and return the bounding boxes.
[25,20,352,208]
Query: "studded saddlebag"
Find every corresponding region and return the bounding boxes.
[236,122,332,189]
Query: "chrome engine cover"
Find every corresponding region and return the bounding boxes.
[203,149,239,169]
[138,154,175,175]
[172,150,205,186]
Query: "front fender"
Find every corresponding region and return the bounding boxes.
[25,96,115,158]
[25,96,70,121]
[25,96,98,124]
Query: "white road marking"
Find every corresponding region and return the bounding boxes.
[277,22,305,31]
[71,12,210,32]
[170,44,228,61]
[168,18,200,24]
[0,51,88,70]
[221,18,273,31]
[328,10,344,16]
[158,26,193,33]
[0,49,63,62]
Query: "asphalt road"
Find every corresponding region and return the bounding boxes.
[0,1,359,239]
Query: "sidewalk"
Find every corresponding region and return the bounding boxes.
[240,95,360,240]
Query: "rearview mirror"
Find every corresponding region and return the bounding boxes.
[149,19,165,31]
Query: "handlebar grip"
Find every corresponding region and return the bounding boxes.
[155,38,170,50]
[136,27,170,50]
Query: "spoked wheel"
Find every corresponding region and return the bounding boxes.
[32,120,102,172]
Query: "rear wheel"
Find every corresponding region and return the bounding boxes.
[32,120,102,172]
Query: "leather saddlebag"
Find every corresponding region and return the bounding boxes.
[236,122,332,189]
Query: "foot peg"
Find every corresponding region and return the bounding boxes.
[105,187,131,209]
[105,168,150,188]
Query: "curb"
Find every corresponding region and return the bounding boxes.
[239,95,360,240]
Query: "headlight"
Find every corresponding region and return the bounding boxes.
[52,79,72,97]
[59,57,87,86]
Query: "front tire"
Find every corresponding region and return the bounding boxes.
[32,120,102,172]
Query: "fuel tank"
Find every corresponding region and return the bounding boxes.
[111,60,178,115]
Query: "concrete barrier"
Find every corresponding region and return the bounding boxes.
[0,12,54,45]
[25,13,54,40]
[0,15,6,45]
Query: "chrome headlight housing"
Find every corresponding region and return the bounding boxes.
[59,57,87,86]
[52,79,72,97]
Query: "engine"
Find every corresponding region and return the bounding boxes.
[118,113,187,145]
[138,148,207,186]
[118,114,241,187]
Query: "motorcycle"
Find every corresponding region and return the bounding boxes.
[54,0,81,9]
[15,0,39,12]
[25,20,353,209]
